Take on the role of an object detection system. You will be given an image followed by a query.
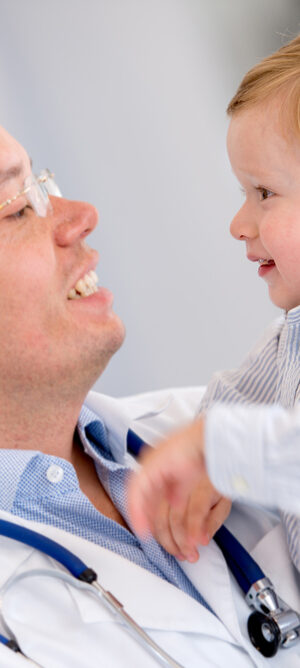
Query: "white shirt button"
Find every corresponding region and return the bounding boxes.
[232,474,249,495]
[46,464,64,484]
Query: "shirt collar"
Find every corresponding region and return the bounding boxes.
[0,449,38,511]
[286,304,300,326]
[0,404,128,511]
[78,403,127,464]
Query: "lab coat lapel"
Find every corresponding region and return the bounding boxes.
[180,537,246,644]
[83,390,246,643]
[0,510,236,644]
[84,387,207,456]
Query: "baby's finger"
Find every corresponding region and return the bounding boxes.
[128,466,189,539]
[151,499,185,558]
[203,497,232,542]
[127,420,207,535]
[127,469,156,536]
[169,504,199,562]
[184,479,221,545]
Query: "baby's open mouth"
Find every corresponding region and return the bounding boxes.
[258,259,275,267]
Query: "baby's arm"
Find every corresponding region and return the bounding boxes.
[205,402,300,512]
[127,417,225,554]
[128,403,300,564]
[148,473,231,562]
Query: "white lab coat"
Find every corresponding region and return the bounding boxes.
[0,387,299,667]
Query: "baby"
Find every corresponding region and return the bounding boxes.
[128,34,300,569]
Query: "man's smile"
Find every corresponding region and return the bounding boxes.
[68,269,99,299]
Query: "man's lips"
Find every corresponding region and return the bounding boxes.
[67,251,99,295]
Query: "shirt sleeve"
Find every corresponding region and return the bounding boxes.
[205,402,300,515]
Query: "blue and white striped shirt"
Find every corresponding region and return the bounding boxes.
[0,404,210,611]
[200,305,300,569]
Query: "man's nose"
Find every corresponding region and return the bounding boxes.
[230,203,258,241]
[52,198,98,246]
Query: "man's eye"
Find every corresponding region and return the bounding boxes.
[7,205,32,220]
[256,187,274,201]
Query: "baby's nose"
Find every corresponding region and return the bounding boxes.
[230,204,258,241]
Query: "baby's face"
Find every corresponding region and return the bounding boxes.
[227,100,300,311]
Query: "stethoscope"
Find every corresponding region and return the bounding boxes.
[0,430,299,666]
[0,518,184,668]
[127,429,300,659]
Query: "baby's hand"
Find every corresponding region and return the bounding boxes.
[127,417,231,550]
[149,477,231,562]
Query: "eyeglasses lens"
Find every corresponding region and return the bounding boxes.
[24,170,62,217]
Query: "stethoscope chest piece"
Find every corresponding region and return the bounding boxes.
[247,611,280,658]
[128,431,300,660]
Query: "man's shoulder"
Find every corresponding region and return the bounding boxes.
[84,386,206,420]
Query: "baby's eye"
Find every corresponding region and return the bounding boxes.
[256,186,274,201]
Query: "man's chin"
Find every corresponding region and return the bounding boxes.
[91,315,126,374]
[105,319,126,359]
[110,313,126,350]
[62,314,126,393]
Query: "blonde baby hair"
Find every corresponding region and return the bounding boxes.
[227,34,300,139]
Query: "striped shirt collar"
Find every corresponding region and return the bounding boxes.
[286,304,300,326]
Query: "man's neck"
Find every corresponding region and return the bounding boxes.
[0,395,84,462]
[0,391,131,529]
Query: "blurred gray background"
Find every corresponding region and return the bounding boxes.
[1,0,299,396]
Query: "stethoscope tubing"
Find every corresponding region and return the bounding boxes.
[214,525,265,593]
[0,429,296,664]
[0,519,88,580]
[0,519,184,668]
[127,429,266,592]
[126,429,300,657]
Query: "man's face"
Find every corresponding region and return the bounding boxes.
[227,101,300,312]
[0,126,125,400]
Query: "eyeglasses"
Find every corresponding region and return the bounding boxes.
[0,169,62,218]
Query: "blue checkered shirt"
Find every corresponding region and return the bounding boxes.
[0,404,211,611]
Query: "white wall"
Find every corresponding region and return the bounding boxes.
[0,0,299,395]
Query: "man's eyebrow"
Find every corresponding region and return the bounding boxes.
[0,163,24,187]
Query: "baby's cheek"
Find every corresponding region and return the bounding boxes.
[259,216,277,251]
[262,212,294,250]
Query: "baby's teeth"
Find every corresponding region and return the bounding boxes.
[259,259,274,266]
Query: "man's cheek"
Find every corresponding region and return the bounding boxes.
[0,268,50,304]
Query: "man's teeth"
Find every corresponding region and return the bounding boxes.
[68,270,99,299]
